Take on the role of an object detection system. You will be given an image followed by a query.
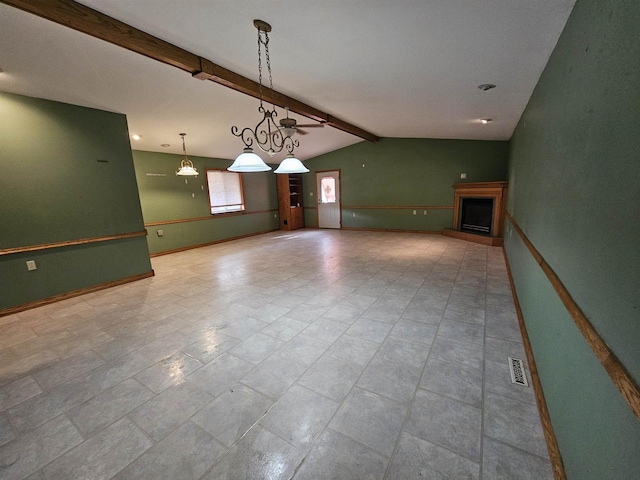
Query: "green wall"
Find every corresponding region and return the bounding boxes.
[303,138,509,230]
[504,0,640,478]
[132,150,279,254]
[0,92,152,310]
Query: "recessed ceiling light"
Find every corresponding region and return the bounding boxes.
[130,134,141,140]
[480,118,492,124]
[161,144,170,147]
[477,84,496,91]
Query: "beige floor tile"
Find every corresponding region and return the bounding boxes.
[0,231,551,479]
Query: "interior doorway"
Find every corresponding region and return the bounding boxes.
[316,170,341,229]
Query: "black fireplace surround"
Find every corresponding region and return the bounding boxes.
[459,197,494,236]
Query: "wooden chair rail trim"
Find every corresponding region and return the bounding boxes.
[342,205,454,210]
[0,270,154,318]
[502,248,567,480]
[505,211,640,421]
[2,0,378,143]
[144,209,277,227]
[0,230,147,256]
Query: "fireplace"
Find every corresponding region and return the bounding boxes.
[460,197,494,235]
[443,181,508,246]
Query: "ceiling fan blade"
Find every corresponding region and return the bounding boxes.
[270,127,303,137]
[295,124,325,128]
[296,128,310,135]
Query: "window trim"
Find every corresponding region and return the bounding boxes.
[205,168,246,215]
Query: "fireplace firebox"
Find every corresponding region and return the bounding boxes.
[460,197,494,236]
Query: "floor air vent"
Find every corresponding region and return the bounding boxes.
[508,357,529,387]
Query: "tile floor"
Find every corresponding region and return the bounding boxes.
[0,230,554,479]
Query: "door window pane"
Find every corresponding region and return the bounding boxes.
[321,177,336,203]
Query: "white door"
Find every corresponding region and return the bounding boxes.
[316,170,341,228]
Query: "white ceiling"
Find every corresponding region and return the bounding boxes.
[0,0,576,162]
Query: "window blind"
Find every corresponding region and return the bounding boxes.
[206,170,244,214]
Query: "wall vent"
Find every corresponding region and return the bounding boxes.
[508,357,529,387]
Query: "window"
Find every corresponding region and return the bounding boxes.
[206,169,245,214]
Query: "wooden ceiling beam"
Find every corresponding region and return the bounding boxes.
[3,0,202,73]
[195,58,328,124]
[3,0,379,142]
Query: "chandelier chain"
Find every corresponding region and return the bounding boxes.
[230,20,300,161]
[264,31,273,103]
[257,29,263,108]
[256,27,273,108]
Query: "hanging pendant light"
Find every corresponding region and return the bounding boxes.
[228,148,271,172]
[274,154,309,174]
[176,133,198,176]
[229,20,301,173]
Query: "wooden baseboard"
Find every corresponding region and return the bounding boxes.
[441,228,504,246]
[0,270,155,318]
[505,212,640,421]
[340,227,442,234]
[149,229,279,257]
[503,248,567,480]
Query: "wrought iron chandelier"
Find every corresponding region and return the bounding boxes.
[228,20,308,174]
[176,133,198,176]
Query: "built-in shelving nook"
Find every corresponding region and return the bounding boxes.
[443,181,508,246]
[277,173,305,230]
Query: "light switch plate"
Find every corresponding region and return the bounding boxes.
[26,260,37,271]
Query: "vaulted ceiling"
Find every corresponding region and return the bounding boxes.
[0,0,576,162]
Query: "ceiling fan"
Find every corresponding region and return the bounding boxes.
[273,107,325,136]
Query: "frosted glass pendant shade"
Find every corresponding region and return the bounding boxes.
[176,163,198,176]
[274,154,309,174]
[228,148,271,172]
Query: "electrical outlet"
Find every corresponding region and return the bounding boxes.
[191,193,195,198]
[423,210,427,215]
[26,260,37,271]
[274,213,277,218]
[157,229,164,237]
[353,212,356,217]
[412,210,416,215]
[310,192,313,196]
